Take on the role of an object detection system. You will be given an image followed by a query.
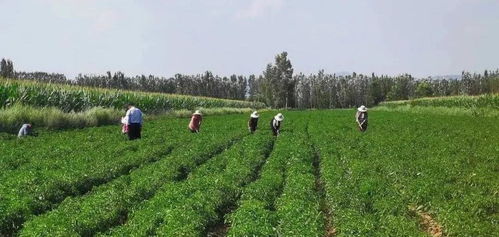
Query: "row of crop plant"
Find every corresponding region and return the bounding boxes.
[0,78,265,113]
[3,114,248,235]
[308,109,498,236]
[96,131,274,236]
[379,94,499,109]
[227,114,324,236]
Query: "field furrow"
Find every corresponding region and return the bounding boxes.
[17,114,249,236]
[99,131,274,236]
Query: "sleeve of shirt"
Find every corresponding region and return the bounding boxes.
[125,109,131,124]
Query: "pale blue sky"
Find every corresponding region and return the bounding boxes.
[0,0,498,78]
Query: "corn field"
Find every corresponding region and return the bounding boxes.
[380,94,499,109]
[0,79,265,113]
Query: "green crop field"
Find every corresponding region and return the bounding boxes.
[1,109,497,236]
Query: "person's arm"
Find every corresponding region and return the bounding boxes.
[125,109,131,125]
[139,110,143,125]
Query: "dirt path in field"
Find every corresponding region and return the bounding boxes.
[409,205,444,237]
[306,122,336,237]
[205,137,276,237]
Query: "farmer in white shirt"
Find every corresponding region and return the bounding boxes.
[270,113,284,136]
[18,124,34,138]
[125,104,143,140]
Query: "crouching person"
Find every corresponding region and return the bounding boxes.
[18,124,35,138]
[356,105,368,132]
[189,110,203,133]
[270,113,284,136]
[248,111,259,133]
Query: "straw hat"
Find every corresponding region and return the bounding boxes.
[250,111,259,118]
[357,105,368,112]
[274,113,284,121]
[193,110,202,115]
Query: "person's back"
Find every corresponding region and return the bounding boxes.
[125,105,143,140]
[18,124,32,138]
[127,107,143,124]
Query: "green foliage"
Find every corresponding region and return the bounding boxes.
[5,114,246,235]
[2,109,497,236]
[0,78,265,113]
[308,110,498,236]
[101,130,274,236]
[228,115,323,236]
[0,104,121,133]
[381,94,499,109]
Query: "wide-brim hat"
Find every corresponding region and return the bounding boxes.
[193,110,202,115]
[250,111,259,118]
[357,106,368,112]
[275,113,284,121]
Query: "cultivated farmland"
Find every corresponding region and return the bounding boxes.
[1,110,497,236]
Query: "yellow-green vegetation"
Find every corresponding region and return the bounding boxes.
[0,105,257,134]
[0,78,265,113]
[377,94,499,117]
[380,94,499,109]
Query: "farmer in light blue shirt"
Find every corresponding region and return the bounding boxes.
[18,124,34,138]
[125,104,143,140]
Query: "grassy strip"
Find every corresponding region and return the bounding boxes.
[0,104,258,134]
[380,94,499,109]
[101,131,274,236]
[374,104,499,118]
[19,116,248,236]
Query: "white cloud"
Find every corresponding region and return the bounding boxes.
[236,0,284,19]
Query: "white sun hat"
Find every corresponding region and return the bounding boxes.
[275,113,284,121]
[250,111,259,118]
[193,110,202,115]
[357,105,368,112]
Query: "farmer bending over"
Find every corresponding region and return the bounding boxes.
[125,104,143,140]
[356,105,368,132]
[18,124,35,138]
[189,110,203,133]
[270,113,284,136]
[248,111,259,133]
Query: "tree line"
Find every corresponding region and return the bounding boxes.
[2,54,498,109]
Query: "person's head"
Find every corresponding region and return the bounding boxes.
[275,113,284,121]
[358,105,368,113]
[27,124,32,128]
[193,110,202,116]
[125,104,134,110]
[251,111,259,118]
